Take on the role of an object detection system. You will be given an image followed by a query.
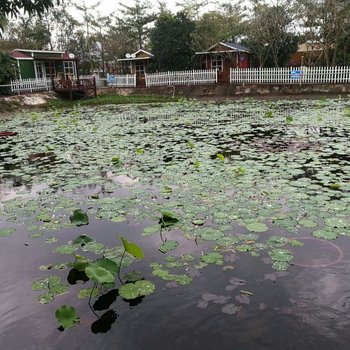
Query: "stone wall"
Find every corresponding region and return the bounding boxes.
[99,84,350,98]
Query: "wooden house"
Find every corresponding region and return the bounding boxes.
[195,42,250,83]
[11,49,79,80]
[117,49,153,86]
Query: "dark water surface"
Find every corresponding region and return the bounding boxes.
[1,99,350,349]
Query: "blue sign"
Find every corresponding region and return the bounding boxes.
[108,74,116,83]
[291,70,302,79]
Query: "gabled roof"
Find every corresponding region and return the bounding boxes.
[195,41,250,55]
[11,49,78,61]
[118,49,153,62]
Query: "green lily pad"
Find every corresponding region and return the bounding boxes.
[312,229,338,240]
[159,211,179,228]
[159,240,179,253]
[72,234,95,245]
[268,249,293,262]
[70,209,89,226]
[119,280,155,300]
[54,245,78,255]
[0,228,15,238]
[85,263,115,284]
[55,305,80,329]
[201,252,223,265]
[245,222,268,233]
[123,271,143,283]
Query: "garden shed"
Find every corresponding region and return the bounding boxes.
[195,42,251,83]
[11,49,79,80]
[118,49,153,86]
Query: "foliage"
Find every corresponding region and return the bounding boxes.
[150,12,196,71]
[118,0,156,49]
[55,305,80,329]
[0,0,59,19]
[244,1,298,67]
[0,50,16,92]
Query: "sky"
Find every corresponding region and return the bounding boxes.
[70,0,216,18]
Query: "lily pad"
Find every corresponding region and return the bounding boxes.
[119,280,155,300]
[159,240,179,253]
[70,209,89,226]
[245,222,268,233]
[55,305,80,329]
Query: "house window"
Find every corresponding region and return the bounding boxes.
[63,61,76,79]
[212,55,223,71]
[44,62,56,79]
[35,62,45,79]
[135,61,145,75]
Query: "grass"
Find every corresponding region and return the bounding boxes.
[44,94,183,109]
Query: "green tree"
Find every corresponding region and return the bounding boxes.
[0,0,59,18]
[296,0,350,65]
[150,12,195,71]
[192,10,244,51]
[0,50,16,93]
[244,1,298,67]
[118,0,157,49]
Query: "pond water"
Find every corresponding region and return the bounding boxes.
[0,98,350,349]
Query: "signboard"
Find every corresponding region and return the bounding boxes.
[107,74,116,83]
[291,70,302,79]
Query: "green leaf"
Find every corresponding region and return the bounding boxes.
[245,222,268,233]
[312,229,338,240]
[111,156,122,166]
[286,115,293,124]
[69,209,89,226]
[123,271,143,283]
[94,258,119,275]
[162,185,173,194]
[119,280,155,300]
[54,245,78,255]
[38,293,54,304]
[159,211,179,228]
[55,305,80,329]
[85,263,115,284]
[216,153,225,161]
[159,240,179,253]
[0,228,15,238]
[136,148,144,155]
[120,237,144,259]
[72,234,95,245]
[77,288,99,299]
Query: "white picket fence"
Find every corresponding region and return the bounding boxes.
[106,74,136,87]
[11,78,52,93]
[230,66,350,84]
[145,70,218,87]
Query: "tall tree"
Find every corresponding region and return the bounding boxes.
[175,0,209,20]
[296,0,350,65]
[192,10,244,51]
[150,11,195,71]
[0,0,59,18]
[0,50,16,92]
[118,0,157,49]
[244,1,298,67]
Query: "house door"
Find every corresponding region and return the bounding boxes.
[34,62,45,79]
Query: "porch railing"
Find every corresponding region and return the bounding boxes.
[106,74,136,87]
[145,69,218,87]
[11,78,52,93]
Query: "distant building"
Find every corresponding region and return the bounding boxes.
[195,42,251,83]
[118,49,153,85]
[289,43,323,66]
[11,49,79,80]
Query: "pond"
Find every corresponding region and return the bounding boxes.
[0,97,350,350]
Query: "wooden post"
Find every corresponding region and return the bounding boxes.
[93,76,97,97]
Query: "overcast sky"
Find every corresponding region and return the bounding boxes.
[70,0,216,18]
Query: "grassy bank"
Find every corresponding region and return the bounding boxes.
[44,94,182,109]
